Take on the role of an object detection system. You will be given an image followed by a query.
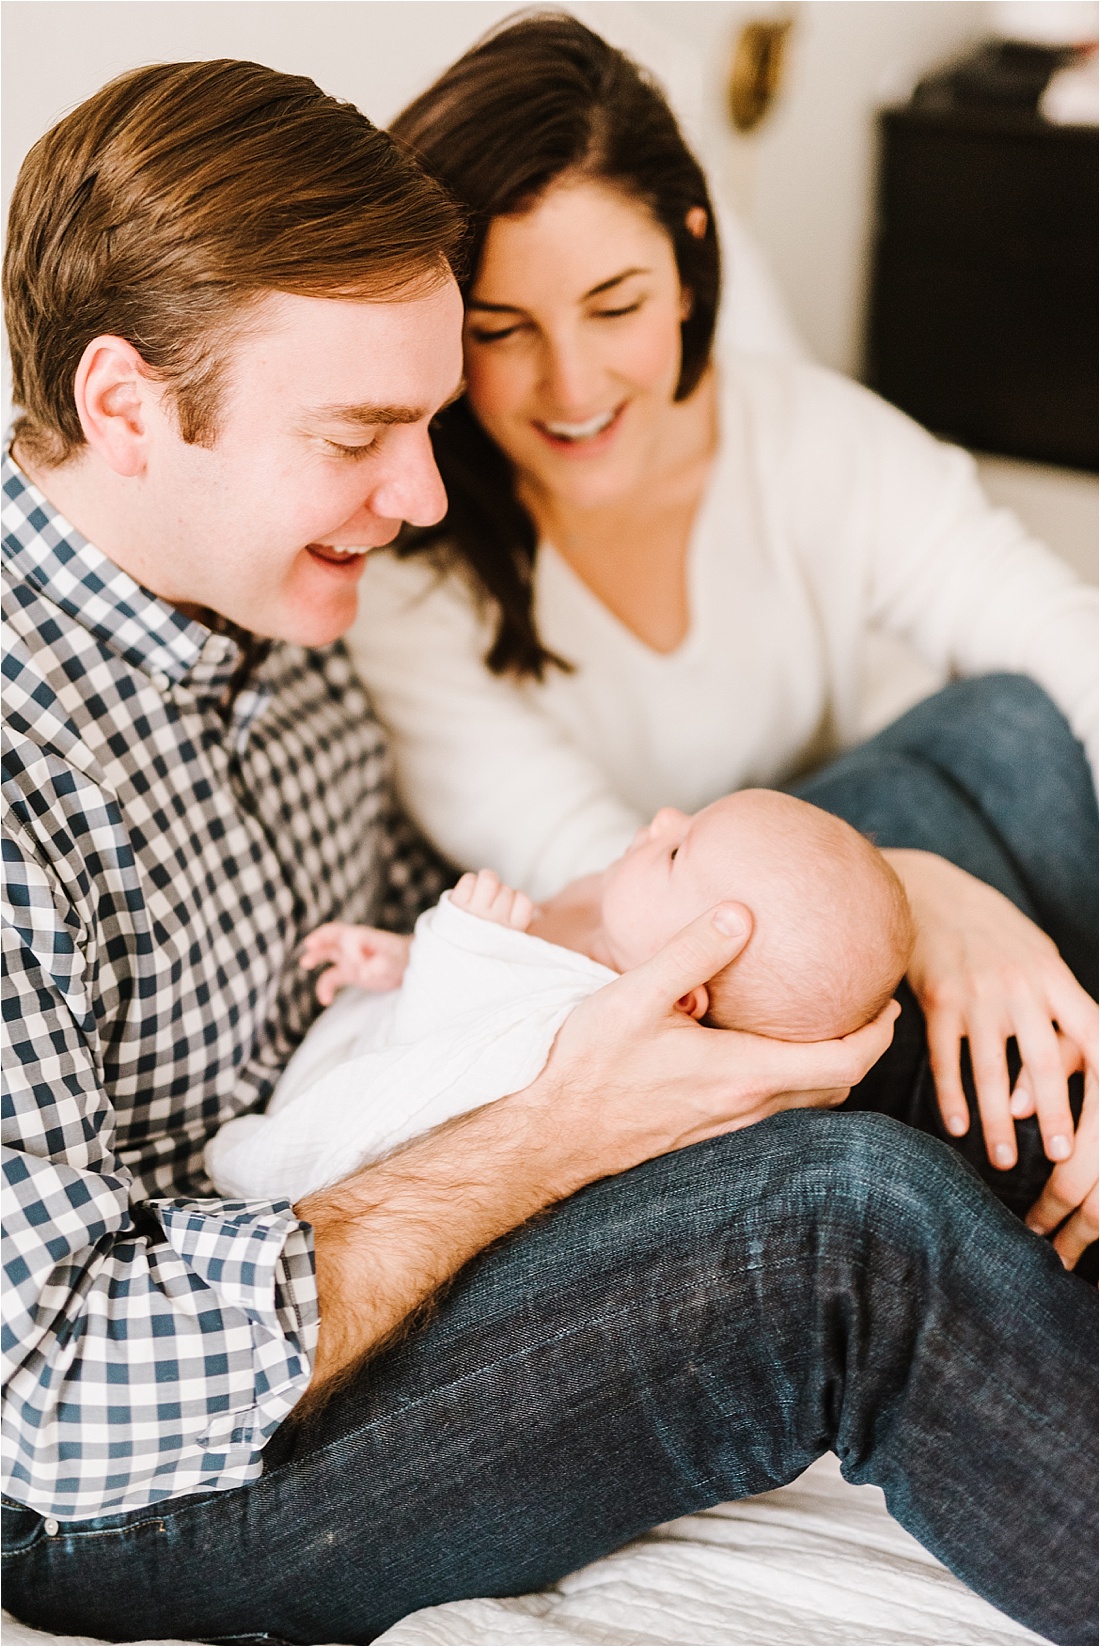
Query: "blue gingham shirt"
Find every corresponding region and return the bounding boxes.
[1,452,449,1520]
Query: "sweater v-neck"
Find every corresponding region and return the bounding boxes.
[536,427,727,671]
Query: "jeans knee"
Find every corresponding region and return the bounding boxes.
[730,1110,988,1255]
[936,673,1068,745]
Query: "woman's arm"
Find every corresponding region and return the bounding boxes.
[852,379,1096,783]
[348,552,641,898]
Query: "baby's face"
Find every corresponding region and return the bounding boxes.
[599,800,743,970]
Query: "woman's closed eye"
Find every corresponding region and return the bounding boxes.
[467,321,528,344]
[592,299,644,320]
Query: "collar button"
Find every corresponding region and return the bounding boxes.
[150,670,170,693]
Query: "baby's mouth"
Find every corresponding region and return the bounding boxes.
[536,405,623,447]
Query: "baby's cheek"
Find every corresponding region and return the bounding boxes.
[604,896,677,970]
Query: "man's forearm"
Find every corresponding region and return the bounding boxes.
[293,1081,572,1411]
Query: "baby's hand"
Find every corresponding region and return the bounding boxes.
[451,869,534,932]
[300,922,412,1005]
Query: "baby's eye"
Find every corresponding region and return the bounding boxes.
[669,847,679,862]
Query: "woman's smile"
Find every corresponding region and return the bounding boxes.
[533,403,626,455]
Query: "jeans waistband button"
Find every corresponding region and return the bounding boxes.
[44,1518,59,1537]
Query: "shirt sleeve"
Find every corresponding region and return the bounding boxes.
[785,367,1099,787]
[2,824,320,1520]
[349,555,641,900]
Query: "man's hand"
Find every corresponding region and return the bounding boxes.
[517,901,901,1184]
[884,851,1098,1173]
[450,869,534,931]
[294,902,900,1410]
[300,922,413,1005]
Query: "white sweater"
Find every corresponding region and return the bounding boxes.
[349,357,1098,901]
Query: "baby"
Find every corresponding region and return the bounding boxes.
[206,791,912,1202]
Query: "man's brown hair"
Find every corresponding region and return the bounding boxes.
[4,58,467,467]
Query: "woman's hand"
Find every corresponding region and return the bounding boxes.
[884,851,1099,1175]
[300,921,413,1005]
[1018,1043,1099,1268]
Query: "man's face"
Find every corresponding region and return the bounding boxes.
[138,279,464,645]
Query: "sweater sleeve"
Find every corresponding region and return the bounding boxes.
[783,367,1098,787]
[348,555,640,900]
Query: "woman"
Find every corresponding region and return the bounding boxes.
[350,14,1098,1262]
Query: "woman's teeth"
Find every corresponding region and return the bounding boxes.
[541,409,617,442]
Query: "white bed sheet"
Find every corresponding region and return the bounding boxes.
[1,1455,1044,1647]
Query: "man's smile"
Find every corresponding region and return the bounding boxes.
[305,542,373,571]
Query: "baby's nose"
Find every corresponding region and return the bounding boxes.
[650,807,687,834]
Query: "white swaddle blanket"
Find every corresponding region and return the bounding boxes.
[206,894,615,1201]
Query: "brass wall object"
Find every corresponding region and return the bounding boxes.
[728,18,794,133]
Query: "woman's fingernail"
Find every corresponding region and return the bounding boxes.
[1048,1134,1071,1160]
[946,1114,968,1137]
[994,1144,1015,1168]
[713,905,745,937]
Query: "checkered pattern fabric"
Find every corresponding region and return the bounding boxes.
[1,452,451,1519]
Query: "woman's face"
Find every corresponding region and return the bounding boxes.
[462,179,690,511]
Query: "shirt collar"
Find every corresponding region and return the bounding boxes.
[2,447,254,701]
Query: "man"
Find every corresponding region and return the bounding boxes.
[2,59,1094,1646]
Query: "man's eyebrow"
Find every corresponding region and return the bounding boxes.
[308,380,466,429]
[468,267,651,313]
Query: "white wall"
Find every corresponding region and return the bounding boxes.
[1,0,986,380]
[2,0,1094,579]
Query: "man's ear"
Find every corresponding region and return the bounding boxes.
[676,984,709,1021]
[73,335,155,478]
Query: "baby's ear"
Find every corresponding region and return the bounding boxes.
[676,985,710,1021]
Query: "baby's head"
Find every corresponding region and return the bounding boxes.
[599,790,913,1041]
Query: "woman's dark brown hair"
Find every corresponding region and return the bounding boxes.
[391,12,721,678]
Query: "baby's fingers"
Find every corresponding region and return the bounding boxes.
[299,924,347,968]
[456,869,503,916]
[315,964,345,1007]
[450,872,479,911]
[507,891,534,931]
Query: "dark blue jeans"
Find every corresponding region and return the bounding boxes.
[5,676,1097,1646]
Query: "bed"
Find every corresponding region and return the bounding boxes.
[1,1454,1044,1646]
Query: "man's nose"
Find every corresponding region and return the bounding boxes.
[366,425,448,529]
